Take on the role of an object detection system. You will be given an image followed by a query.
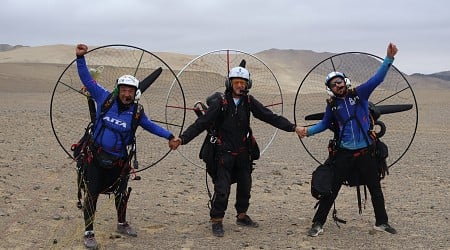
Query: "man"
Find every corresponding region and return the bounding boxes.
[172,65,302,237]
[298,43,399,237]
[75,44,179,249]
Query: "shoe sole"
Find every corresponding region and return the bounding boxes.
[236,222,259,228]
[212,228,224,237]
[84,243,99,249]
[308,228,323,237]
[84,238,98,249]
[373,226,396,234]
[117,232,137,237]
[116,229,137,237]
[212,224,224,237]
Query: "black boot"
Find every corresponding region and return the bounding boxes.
[236,213,259,228]
[211,218,224,237]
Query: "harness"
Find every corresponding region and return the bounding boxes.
[327,88,384,215]
[202,92,256,158]
[71,93,143,209]
[197,92,257,208]
[327,88,374,154]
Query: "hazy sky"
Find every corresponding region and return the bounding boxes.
[1,0,449,74]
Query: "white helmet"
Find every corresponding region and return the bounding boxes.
[325,71,351,88]
[325,71,351,97]
[228,66,250,81]
[117,75,139,89]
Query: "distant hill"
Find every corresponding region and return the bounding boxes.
[0,44,28,52]
[408,72,450,89]
[412,71,450,81]
[1,44,448,92]
[0,44,193,70]
[255,49,334,90]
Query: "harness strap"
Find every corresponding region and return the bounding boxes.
[332,202,347,227]
[364,185,367,210]
[357,186,362,214]
[352,148,370,157]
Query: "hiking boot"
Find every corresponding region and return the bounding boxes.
[84,231,98,249]
[374,223,397,234]
[211,222,224,237]
[116,222,137,237]
[236,214,259,228]
[307,222,323,237]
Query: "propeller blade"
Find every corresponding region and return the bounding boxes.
[139,67,162,94]
[304,112,325,120]
[305,104,413,121]
[376,104,413,115]
[239,59,246,68]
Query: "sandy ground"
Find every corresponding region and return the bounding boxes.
[0,65,449,249]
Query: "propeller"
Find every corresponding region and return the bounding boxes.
[139,67,162,94]
[305,102,413,138]
[304,103,413,121]
[293,51,418,168]
[239,59,246,68]
[167,49,284,170]
[50,44,185,173]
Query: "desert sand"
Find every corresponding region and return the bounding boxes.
[0,46,449,249]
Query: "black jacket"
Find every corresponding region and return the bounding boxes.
[180,92,295,153]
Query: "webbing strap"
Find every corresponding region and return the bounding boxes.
[357,186,362,214]
[332,202,347,227]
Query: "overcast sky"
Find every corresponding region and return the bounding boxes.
[1,0,449,75]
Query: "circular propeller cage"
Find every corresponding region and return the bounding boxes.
[294,52,418,168]
[167,49,284,170]
[50,44,186,172]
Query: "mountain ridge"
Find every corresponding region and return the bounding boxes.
[1,44,448,90]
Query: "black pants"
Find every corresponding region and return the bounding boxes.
[312,149,389,226]
[83,158,129,231]
[210,151,253,219]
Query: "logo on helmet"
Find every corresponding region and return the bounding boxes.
[228,67,250,81]
[225,66,252,90]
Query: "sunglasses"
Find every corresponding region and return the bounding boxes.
[329,79,344,88]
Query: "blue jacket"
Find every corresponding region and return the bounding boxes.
[307,56,394,150]
[77,56,173,157]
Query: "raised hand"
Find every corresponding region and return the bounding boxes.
[76,44,88,57]
[387,43,398,59]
